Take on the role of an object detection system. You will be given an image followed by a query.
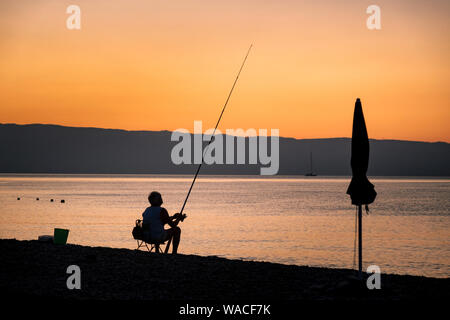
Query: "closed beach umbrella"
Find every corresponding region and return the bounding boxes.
[346,98,377,277]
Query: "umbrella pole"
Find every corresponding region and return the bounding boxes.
[358,204,363,278]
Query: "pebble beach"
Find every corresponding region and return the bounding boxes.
[0,239,448,301]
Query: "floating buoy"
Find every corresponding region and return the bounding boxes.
[61,199,65,203]
[50,199,54,202]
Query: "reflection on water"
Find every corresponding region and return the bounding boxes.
[0,174,449,278]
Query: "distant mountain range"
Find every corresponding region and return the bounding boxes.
[0,123,449,176]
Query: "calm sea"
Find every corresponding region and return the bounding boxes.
[0,174,448,278]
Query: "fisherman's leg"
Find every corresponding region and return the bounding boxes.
[171,226,181,254]
[164,229,174,254]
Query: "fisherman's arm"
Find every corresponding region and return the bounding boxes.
[160,208,180,228]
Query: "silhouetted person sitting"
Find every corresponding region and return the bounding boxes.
[142,191,186,254]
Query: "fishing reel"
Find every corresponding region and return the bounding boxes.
[174,212,187,222]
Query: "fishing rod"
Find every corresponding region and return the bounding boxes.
[178,45,253,218]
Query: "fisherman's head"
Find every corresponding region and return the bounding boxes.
[148,191,163,206]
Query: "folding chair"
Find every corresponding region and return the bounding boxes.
[132,219,171,253]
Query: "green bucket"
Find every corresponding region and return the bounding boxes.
[53,228,69,245]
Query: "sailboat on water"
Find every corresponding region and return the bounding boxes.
[305,151,317,176]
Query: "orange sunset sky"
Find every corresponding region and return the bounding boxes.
[0,0,449,142]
